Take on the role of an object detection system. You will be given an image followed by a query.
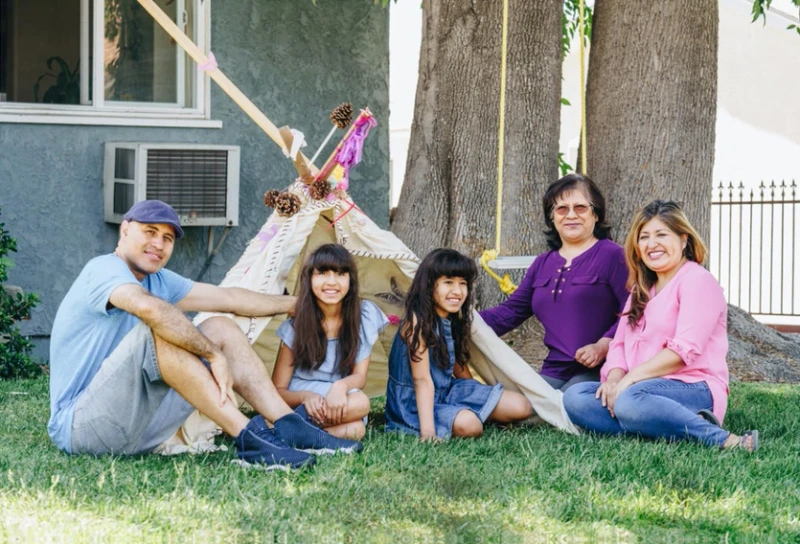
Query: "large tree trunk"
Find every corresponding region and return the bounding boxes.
[585,1,798,383]
[585,0,718,241]
[391,0,563,308]
[727,306,800,382]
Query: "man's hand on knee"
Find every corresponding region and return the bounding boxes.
[208,351,237,407]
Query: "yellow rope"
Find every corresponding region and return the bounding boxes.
[482,0,588,294]
[480,0,518,295]
[494,0,509,252]
[578,0,588,174]
[480,250,517,295]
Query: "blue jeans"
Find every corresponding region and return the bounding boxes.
[542,367,601,391]
[563,378,730,448]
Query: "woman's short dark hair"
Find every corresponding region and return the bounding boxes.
[542,173,611,250]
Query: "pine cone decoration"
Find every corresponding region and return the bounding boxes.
[308,179,331,200]
[330,102,354,129]
[264,189,280,208]
[275,192,302,217]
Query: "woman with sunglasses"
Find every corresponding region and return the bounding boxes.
[480,174,629,390]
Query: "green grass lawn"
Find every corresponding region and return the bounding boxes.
[1,378,799,542]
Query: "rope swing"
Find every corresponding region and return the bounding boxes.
[480,0,589,295]
[479,0,517,296]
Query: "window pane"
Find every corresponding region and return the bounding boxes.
[0,0,82,104]
[104,0,195,107]
[113,181,135,214]
[114,148,135,179]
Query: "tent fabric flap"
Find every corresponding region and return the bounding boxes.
[160,183,578,454]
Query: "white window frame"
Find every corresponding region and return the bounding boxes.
[0,0,220,128]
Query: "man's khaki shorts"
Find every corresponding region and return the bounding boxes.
[70,322,195,455]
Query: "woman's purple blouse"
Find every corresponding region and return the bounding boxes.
[479,239,629,381]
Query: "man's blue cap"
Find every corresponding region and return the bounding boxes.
[123,200,185,239]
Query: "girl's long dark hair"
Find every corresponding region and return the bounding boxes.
[292,244,361,376]
[402,248,477,370]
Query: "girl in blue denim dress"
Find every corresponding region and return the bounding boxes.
[385,249,532,440]
[272,244,388,440]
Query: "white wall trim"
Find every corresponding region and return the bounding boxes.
[0,113,223,128]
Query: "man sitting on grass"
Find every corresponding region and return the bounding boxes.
[48,200,360,470]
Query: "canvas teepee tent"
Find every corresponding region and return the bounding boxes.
[129,0,579,453]
[157,180,579,453]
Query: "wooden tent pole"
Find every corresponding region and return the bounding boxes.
[137,0,312,169]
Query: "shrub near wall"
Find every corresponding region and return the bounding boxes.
[0,208,41,379]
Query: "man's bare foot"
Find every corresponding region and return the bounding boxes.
[722,430,759,452]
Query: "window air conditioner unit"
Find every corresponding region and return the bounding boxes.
[103,143,240,227]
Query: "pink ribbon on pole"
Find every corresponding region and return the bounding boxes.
[334,114,377,186]
[199,52,218,72]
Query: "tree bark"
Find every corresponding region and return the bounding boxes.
[585,0,718,241]
[391,0,563,308]
[392,0,797,383]
[727,305,800,382]
[585,1,800,384]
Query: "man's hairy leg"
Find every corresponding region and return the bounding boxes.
[199,317,293,423]
[153,333,250,436]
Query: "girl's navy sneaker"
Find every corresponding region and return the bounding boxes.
[234,416,316,471]
[274,412,363,455]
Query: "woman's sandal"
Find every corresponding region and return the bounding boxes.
[738,430,759,452]
[722,430,759,452]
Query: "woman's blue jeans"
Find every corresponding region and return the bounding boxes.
[563,378,730,448]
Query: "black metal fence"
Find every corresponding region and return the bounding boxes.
[711,180,799,318]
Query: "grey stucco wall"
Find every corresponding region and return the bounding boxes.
[0,0,390,361]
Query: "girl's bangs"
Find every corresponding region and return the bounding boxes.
[430,251,477,282]
[308,245,353,274]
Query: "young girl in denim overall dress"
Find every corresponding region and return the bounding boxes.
[272,244,388,441]
[385,248,532,440]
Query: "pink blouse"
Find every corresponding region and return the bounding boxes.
[600,261,730,422]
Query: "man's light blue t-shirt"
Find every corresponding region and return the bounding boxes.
[48,254,193,452]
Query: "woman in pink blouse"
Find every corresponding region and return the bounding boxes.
[563,200,758,451]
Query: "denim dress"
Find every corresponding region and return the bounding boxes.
[385,317,504,439]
